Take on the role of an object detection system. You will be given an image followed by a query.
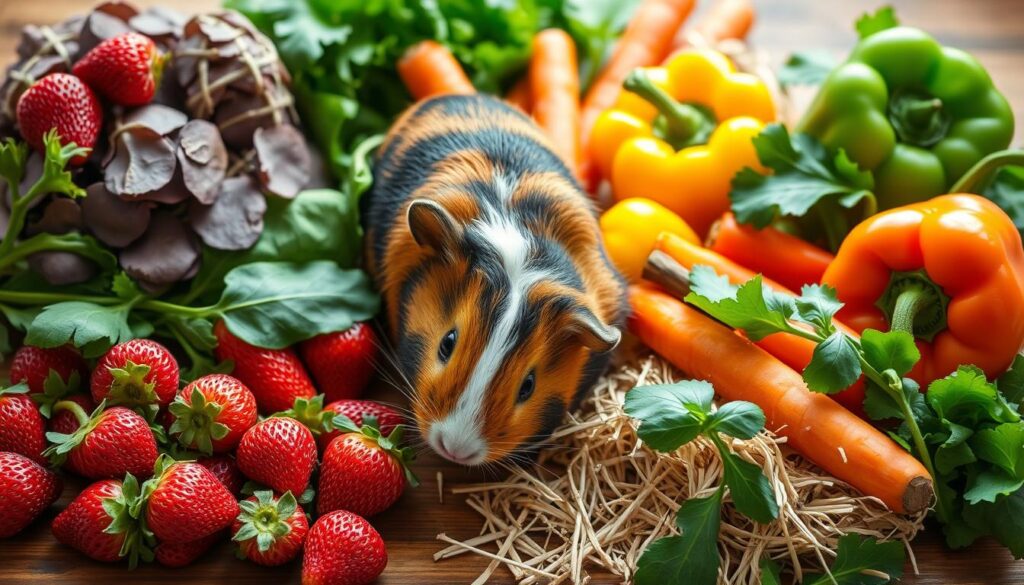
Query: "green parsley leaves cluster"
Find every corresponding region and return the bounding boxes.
[686,264,1024,558]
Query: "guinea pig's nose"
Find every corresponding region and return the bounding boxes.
[433,429,486,465]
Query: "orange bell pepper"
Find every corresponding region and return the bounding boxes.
[823,194,1024,385]
[600,198,700,283]
[589,49,775,237]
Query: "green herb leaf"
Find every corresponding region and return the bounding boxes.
[793,284,844,334]
[760,558,783,585]
[0,138,28,194]
[705,401,765,440]
[997,354,1024,410]
[803,332,861,394]
[562,0,641,90]
[928,367,1020,427]
[965,486,1024,558]
[970,423,1024,477]
[719,448,779,523]
[933,420,976,475]
[634,489,723,585]
[982,166,1024,241]
[685,266,794,341]
[861,329,919,377]
[805,534,904,584]
[215,261,379,349]
[777,51,837,88]
[856,6,900,39]
[964,469,1024,505]
[24,301,135,358]
[624,381,714,452]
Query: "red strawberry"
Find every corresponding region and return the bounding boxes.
[0,384,47,463]
[48,394,95,436]
[52,475,151,566]
[91,339,179,409]
[15,73,101,165]
[317,421,417,518]
[155,531,222,568]
[45,401,159,480]
[319,400,404,451]
[72,32,164,106]
[169,374,257,454]
[198,455,245,497]
[302,510,387,585]
[142,455,240,544]
[299,323,378,402]
[232,490,308,566]
[0,451,62,538]
[214,321,316,414]
[236,417,317,497]
[9,345,88,395]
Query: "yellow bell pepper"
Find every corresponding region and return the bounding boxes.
[590,49,776,237]
[600,198,700,283]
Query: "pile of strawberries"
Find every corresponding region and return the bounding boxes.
[0,320,413,585]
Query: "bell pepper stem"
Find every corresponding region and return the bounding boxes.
[889,287,927,335]
[949,149,1024,194]
[53,399,90,426]
[623,69,706,148]
[903,97,943,128]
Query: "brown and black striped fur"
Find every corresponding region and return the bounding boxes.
[363,94,627,465]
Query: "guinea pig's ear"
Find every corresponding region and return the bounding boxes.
[407,199,461,251]
[566,307,621,353]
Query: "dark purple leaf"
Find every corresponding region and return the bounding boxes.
[120,212,200,287]
[26,198,82,236]
[189,175,266,250]
[80,182,151,247]
[177,120,227,204]
[29,252,97,285]
[254,124,310,198]
[105,127,177,196]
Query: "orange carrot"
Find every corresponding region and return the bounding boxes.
[708,212,834,292]
[397,40,475,101]
[628,284,933,514]
[579,0,697,185]
[653,232,867,416]
[506,77,532,114]
[530,29,582,176]
[675,0,756,49]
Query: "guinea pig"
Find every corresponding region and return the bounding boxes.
[363,94,627,466]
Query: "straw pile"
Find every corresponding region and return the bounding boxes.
[435,355,926,584]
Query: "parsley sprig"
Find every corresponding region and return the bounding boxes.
[684,264,1024,557]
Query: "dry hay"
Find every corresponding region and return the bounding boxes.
[435,355,926,584]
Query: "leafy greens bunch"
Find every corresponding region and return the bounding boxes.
[624,378,905,584]
[226,0,640,181]
[685,264,1024,558]
[0,133,379,380]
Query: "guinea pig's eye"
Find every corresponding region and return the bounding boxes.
[438,329,457,363]
[517,371,536,404]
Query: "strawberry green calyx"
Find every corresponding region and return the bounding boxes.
[105,360,158,407]
[102,473,155,568]
[43,399,103,466]
[274,395,331,435]
[0,382,30,398]
[333,415,420,487]
[169,387,229,455]
[132,453,181,522]
[233,490,297,553]
[31,370,82,418]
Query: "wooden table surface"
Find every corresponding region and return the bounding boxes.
[1,0,1023,583]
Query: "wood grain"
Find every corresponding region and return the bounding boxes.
[1,0,1023,583]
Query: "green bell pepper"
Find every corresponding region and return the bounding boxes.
[797,26,1014,209]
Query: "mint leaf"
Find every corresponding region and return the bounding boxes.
[803,332,861,394]
[964,469,1024,505]
[856,6,900,39]
[215,261,379,349]
[860,329,919,377]
[793,284,844,334]
[929,367,1020,426]
[777,51,836,88]
[705,401,765,440]
[685,269,793,341]
[634,489,722,585]
[624,381,715,452]
[719,449,779,523]
[24,301,135,358]
[971,423,1024,476]
[805,534,904,585]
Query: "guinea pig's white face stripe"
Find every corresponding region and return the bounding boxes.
[430,177,544,465]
